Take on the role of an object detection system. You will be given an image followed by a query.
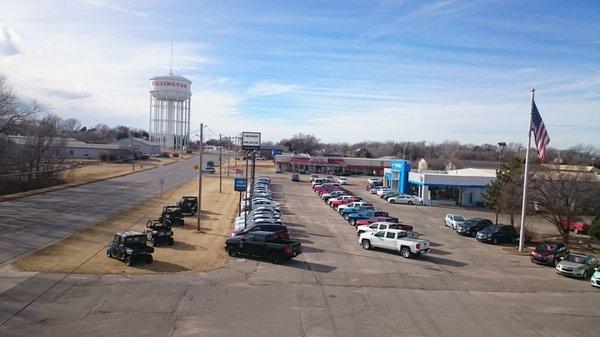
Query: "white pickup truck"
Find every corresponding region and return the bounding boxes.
[358,229,430,258]
[356,222,418,238]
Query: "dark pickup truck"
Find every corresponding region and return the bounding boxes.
[225,231,302,264]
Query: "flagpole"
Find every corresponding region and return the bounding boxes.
[518,88,535,252]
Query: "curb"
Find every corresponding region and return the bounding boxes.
[0,160,181,203]
[497,247,533,256]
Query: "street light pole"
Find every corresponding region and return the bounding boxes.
[495,141,506,225]
[197,123,203,232]
[219,133,223,194]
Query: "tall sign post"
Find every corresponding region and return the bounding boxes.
[241,132,261,229]
[197,123,203,232]
[219,133,223,194]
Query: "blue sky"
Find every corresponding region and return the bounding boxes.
[0,0,598,148]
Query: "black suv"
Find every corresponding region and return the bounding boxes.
[476,225,516,244]
[456,218,494,237]
[106,232,154,266]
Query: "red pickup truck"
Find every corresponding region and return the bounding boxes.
[329,196,361,210]
[563,221,588,234]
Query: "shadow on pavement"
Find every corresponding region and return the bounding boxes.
[286,259,337,273]
[135,260,191,272]
[164,241,196,251]
[429,248,452,256]
[424,255,468,267]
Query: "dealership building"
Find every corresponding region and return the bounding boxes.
[383,159,496,207]
[274,153,393,175]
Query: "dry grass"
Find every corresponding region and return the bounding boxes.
[13,175,238,274]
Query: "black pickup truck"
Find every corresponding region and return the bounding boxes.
[224,231,302,264]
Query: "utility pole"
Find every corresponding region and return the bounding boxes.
[250,150,257,204]
[227,135,231,177]
[197,123,203,232]
[219,133,223,193]
[244,150,249,229]
[131,136,135,171]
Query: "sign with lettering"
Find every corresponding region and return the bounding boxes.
[241,132,261,150]
[234,178,247,192]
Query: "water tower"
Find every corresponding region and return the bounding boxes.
[148,74,192,149]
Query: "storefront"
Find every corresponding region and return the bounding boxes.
[274,154,392,175]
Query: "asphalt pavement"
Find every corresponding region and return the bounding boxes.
[0,172,599,336]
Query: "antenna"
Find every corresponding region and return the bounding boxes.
[170,38,173,76]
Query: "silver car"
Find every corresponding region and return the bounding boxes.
[556,253,599,279]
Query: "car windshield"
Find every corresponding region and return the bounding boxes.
[564,255,587,264]
[454,215,465,221]
[536,242,557,252]
[124,236,146,245]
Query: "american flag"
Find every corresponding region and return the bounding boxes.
[531,100,550,162]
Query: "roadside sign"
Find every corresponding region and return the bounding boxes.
[234,178,247,192]
[241,132,261,150]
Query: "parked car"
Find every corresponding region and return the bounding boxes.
[144,220,174,246]
[310,174,319,182]
[337,201,369,213]
[230,224,290,239]
[354,216,400,227]
[340,204,374,219]
[591,268,600,288]
[177,196,198,215]
[476,225,516,245]
[367,178,382,185]
[456,218,493,237]
[444,214,466,229]
[369,186,385,194]
[564,220,588,234]
[388,194,418,205]
[329,196,361,210]
[530,241,569,266]
[325,175,335,182]
[380,191,398,200]
[224,231,302,264]
[359,229,430,258]
[348,210,389,226]
[556,253,599,279]
[375,188,392,196]
[356,222,414,237]
[158,206,184,226]
[337,177,348,185]
[202,166,216,174]
[291,174,300,182]
[106,232,154,266]
[275,167,282,173]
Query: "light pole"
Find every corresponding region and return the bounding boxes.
[495,141,506,224]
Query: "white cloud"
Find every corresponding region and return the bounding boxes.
[84,0,148,17]
[0,25,20,56]
[247,81,297,96]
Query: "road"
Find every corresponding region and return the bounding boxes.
[0,173,599,336]
[0,153,219,266]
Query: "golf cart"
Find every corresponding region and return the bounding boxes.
[106,231,154,266]
[145,220,174,246]
[159,206,184,226]
[177,196,198,215]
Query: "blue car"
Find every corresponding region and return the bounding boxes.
[341,205,374,219]
[347,210,389,226]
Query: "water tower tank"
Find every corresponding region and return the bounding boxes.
[148,75,192,149]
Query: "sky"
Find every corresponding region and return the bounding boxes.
[0,0,598,148]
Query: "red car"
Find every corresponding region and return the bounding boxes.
[355,216,400,227]
[329,196,361,210]
[562,221,588,234]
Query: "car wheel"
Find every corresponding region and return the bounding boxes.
[152,240,157,247]
[361,240,371,250]
[553,259,559,267]
[106,250,112,258]
[125,256,134,266]
[351,219,356,226]
[400,247,412,258]
[146,220,153,227]
[574,228,579,234]
[583,270,589,279]
[145,254,153,264]
[408,201,413,205]
[168,237,174,245]
[227,246,238,257]
[492,238,498,245]
[390,200,396,204]
[269,252,282,264]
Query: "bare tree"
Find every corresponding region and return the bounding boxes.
[531,167,600,243]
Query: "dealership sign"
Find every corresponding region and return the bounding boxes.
[234,178,247,192]
[241,132,261,150]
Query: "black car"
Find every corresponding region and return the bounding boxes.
[456,218,494,237]
[145,220,174,246]
[291,174,300,182]
[531,241,569,266]
[476,225,516,244]
[225,231,302,264]
[106,231,154,266]
[159,206,184,226]
[231,224,290,239]
[177,196,198,215]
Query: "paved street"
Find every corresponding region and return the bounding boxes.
[0,154,218,266]
[0,173,599,336]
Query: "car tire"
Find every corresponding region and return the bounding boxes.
[408,201,413,205]
[146,220,153,227]
[492,238,498,245]
[125,256,134,266]
[390,200,396,204]
[106,250,112,258]
[179,219,185,226]
[168,237,174,245]
[400,247,412,258]
[269,252,282,264]
[361,240,371,250]
[351,219,356,226]
[227,246,238,257]
[145,254,153,264]
[152,240,157,247]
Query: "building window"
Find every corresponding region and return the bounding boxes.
[69,150,74,155]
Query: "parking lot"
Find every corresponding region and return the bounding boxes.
[1,172,599,337]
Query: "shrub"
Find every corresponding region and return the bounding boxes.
[172,152,179,158]
[590,215,600,240]
[99,152,109,162]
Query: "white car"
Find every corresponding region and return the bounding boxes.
[388,194,418,205]
[376,188,391,196]
[367,178,382,185]
[445,214,466,229]
[337,201,368,213]
[591,267,600,288]
[359,229,430,258]
[356,222,418,238]
[337,177,348,185]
